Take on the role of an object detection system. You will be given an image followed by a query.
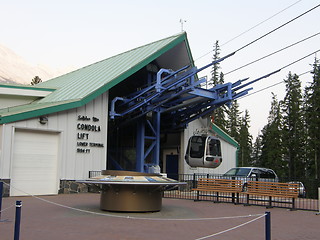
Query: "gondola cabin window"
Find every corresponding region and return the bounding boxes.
[190,136,205,158]
[206,138,221,160]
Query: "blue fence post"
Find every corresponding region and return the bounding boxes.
[14,200,22,240]
[265,211,271,240]
[0,181,3,220]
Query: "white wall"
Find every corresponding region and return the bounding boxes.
[181,118,237,175]
[0,125,2,175]
[0,86,52,109]
[0,92,108,180]
[0,95,38,109]
[0,124,2,150]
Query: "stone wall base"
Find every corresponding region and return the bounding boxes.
[59,180,100,194]
[59,180,89,194]
[1,179,99,196]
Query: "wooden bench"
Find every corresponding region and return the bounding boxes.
[245,181,299,209]
[192,178,243,203]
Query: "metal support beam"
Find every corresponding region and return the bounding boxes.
[136,119,145,172]
[135,113,161,173]
[111,51,279,172]
[152,109,161,166]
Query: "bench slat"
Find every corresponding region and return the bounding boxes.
[246,181,299,198]
[192,178,243,193]
[192,178,299,209]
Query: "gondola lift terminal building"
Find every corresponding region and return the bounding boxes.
[0,32,238,196]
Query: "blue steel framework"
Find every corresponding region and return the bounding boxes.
[110,53,278,172]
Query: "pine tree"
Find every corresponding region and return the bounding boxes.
[31,76,42,85]
[238,110,253,166]
[208,40,227,132]
[252,134,262,166]
[209,40,221,87]
[304,58,320,179]
[226,100,241,141]
[281,72,305,179]
[259,93,285,177]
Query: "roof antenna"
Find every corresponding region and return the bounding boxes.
[180,19,187,32]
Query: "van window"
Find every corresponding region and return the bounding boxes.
[224,168,251,177]
[250,169,260,177]
[260,170,276,179]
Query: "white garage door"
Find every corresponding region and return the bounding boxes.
[11,129,59,196]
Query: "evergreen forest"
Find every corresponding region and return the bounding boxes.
[210,41,320,181]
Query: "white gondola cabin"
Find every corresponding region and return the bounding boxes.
[185,135,222,168]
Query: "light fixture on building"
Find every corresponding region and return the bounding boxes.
[39,116,48,124]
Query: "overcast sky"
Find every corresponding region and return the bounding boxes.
[1,0,319,138]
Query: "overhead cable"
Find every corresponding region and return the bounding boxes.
[238,50,319,99]
[225,31,320,75]
[235,3,320,52]
[298,70,312,76]
[194,0,302,62]
[240,81,284,99]
[194,2,320,69]
[241,71,309,99]
[281,49,320,70]
[220,0,303,47]
[236,48,320,92]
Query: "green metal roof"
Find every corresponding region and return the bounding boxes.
[210,123,239,148]
[210,123,239,167]
[0,32,193,124]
